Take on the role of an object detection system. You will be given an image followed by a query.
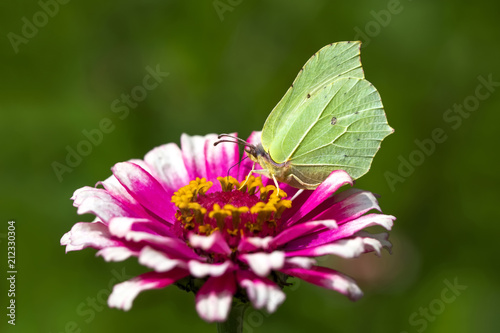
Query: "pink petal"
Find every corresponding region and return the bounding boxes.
[237,236,274,252]
[309,191,381,225]
[107,217,159,238]
[60,221,118,252]
[236,271,286,313]
[291,188,363,222]
[96,246,137,262]
[270,220,338,248]
[108,269,189,311]
[284,213,395,251]
[195,272,237,322]
[105,216,174,238]
[127,158,153,173]
[188,231,232,256]
[71,186,98,203]
[112,162,176,223]
[330,187,366,204]
[285,238,369,258]
[281,266,363,301]
[188,260,233,278]
[285,170,353,226]
[138,246,187,272]
[204,132,239,185]
[181,134,209,179]
[281,190,313,220]
[355,231,392,255]
[144,143,190,194]
[108,217,201,260]
[72,187,133,223]
[240,251,285,277]
[98,175,149,217]
[284,257,316,269]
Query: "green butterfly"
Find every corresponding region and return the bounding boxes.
[217,41,393,190]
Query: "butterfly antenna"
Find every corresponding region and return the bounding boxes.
[213,134,256,149]
[225,156,247,179]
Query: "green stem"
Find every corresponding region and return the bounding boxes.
[216,301,248,333]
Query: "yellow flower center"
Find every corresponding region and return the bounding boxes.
[171,176,291,248]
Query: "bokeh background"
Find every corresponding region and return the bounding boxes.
[1,0,499,332]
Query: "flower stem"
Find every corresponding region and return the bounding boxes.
[216,302,248,333]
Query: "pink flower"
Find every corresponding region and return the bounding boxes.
[61,132,395,322]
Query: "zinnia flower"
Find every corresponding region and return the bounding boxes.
[61,132,395,323]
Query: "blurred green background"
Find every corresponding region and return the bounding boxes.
[1,0,499,332]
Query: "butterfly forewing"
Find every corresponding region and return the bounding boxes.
[261,41,365,163]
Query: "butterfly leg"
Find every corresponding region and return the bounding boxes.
[286,173,321,190]
[290,189,304,201]
[238,162,257,190]
[240,165,282,196]
[271,173,281,197]
[251,170,281,196]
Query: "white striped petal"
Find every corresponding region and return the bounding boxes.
[242,251,285,277]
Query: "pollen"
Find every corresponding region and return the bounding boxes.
[171,176,292,245]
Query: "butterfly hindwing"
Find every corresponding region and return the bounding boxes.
[285,77,392,184]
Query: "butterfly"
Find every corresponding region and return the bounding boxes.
[216,41,393,190]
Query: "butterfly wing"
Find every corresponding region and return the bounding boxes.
[260,41,392,187]
[261,41,365,163]
[285,77,393,186]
